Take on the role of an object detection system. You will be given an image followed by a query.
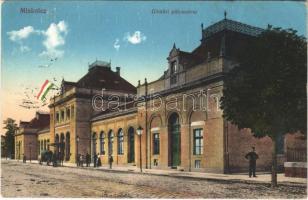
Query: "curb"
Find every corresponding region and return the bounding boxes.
[5,159,306,187]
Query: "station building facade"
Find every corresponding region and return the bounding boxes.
[15,17,306,173]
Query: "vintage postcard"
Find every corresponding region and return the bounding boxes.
[1,0,307,199]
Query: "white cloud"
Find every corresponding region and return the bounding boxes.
[7,21,68,56]
[20,45,31,53]
[40,20,68,58]
[124,31,146,44]
[113,38,120,51]
[7,26,36,41]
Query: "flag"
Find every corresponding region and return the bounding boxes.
[37,80,54,101]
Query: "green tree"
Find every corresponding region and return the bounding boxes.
[220,27,306,187]
[3,118,18,158]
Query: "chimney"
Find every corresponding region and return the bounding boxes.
[116,67,120,76]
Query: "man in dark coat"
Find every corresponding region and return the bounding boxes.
[97,153,101,167]
[93,153,97,167]
[22,154,26,163]
[245,147,259,177]
[86,153,91,167]
[109,155,113,169]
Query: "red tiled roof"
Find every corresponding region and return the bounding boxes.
[76,65,136,93]
[27,113,50,129]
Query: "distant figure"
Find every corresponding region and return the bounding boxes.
[109,155,113,169]
[245,147,259,177]
[47,151,53,166]
[86,153,91,167]
[23,154,26,163]
[80,154,84,167]
[52,153,57,167]
[97,153,101,167]
[77,154,80,167]
[59,153,64,166]
[93,154,98,168]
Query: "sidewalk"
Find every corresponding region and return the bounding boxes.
[6,159,307,185]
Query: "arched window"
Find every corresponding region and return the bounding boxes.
[108,130,114,155]
[100,132,105,155]
[118,129,124,155]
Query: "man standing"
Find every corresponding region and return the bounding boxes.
[245,147,259,177]
[86,153,90,167]
[93,153,97,168]
[22,154,26,163]
[109,155,113,169]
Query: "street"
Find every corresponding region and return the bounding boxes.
[1,160,306,198]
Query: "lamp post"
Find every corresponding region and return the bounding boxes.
[17,143,20,162]
[76,136,79,166]
[136,126,143,172]
[29,142,32,163]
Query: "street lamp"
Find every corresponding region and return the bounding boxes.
[136,126,143,172]
[76,136,79,166]
[17,142,21,162]
[29,142,32,163]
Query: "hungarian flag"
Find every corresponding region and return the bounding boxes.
[37,80,54,101]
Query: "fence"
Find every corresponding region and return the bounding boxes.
[286,147,307,162]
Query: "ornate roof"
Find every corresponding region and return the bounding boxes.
[202,19,264,39]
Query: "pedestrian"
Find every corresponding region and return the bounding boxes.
[93,153,98,168]
[108,155,113,169]
[52,153,57,167]
[77,154,80,167]
[23,154,26,163]
[80,154,84,167]
[97,153,101,167]
[86,153,90,167]
[245,146,259,178]
[59,153,64,166]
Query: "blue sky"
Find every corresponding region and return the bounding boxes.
[1,1,306,124]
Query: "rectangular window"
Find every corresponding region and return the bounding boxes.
[195,160,201,168]
[66,108,70,120]
[71,105,75,119]
[193,129,203,155]
[56,112,60,123]
[170,75,177,85]
[61,110,65,122]
[153,133,160,155]
[171,61,177,74]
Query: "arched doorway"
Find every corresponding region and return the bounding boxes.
[92,132,97,157]
[127,127,135,163]
[168,113,181,167]
[65,132,70,161]
[55,134,59,154]
[108,130,114,156]
[60,133,65,160]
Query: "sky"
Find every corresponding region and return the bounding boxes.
[1,1,306,133]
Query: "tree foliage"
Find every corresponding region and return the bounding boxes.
[3,118,18,158]
[220,26,306,187]
[221,27,306,139]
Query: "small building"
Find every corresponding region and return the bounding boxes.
[15,112,50,161]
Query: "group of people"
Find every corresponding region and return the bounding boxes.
[38,150,63,167]
[77,153,92,167]
[76,153,114,169]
